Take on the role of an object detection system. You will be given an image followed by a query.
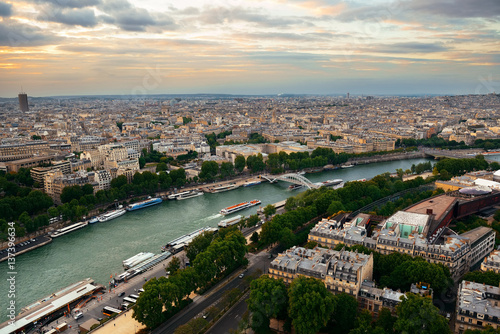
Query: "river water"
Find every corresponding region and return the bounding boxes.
[0,158,431,320]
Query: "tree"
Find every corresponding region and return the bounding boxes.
[288,276,335,334]
[139,156,146,169]
[170,168,187,187]
[156,162,168,172]
[247,275,288,333]
[47,207,59,218]
[329,293,358,334]
[235,155,246,173]
[220,162,235,179]
[375,308,396,334]
[490,162,500,171]
[116,121,124,131]
[327,201,345,215]
[166,256,181,274]
[464,326,500,334]
[110,175,128,188]
[246,214,260,228]
[60,185,84,203]
[250,232,259,243]
[439,169,451,181]
[199,161,219,181]
[349,309,385,334]
[263,204,276,219]
[394,293,451,334]
[133,278,165,328]
[279,227,296,249]
[185,231,214,263]
[464,270,500,287]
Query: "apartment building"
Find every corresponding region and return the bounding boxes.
[308,214,495,280]
[480,250,500,274]
[455,281,500,333]
[268,246,373,297]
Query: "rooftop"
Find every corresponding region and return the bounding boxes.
[405,194,457,223]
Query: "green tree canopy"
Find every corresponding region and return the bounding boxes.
[234,155,246,173]
[288,276,335,334]
[263,204,276,218]
[328,293,358,334]
[394,293,451,334]
[247,275,288,333]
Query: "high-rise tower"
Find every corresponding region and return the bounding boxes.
[18,92,29,112]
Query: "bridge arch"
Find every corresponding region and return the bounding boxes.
[261,173,319,189]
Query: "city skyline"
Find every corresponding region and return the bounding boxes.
[1,0,499,97]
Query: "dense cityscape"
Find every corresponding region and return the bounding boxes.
[0,92,500,334]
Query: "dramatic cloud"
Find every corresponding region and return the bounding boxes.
[0,21,60,46]
[372,42,450,54]
[38,7,98,27]
[0,1,12,17]
[0,0,498,96]
[99,0,175,31]
[196,6,311,28]
[32,0,101,9]
[404,0,500,18]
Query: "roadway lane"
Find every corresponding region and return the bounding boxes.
[205,292,249,334]
[153,252,269,334]
[0,235,52,262]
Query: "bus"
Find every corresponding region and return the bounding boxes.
[129,294,140,300]
[123,297,137,304]
[102,306,122,316]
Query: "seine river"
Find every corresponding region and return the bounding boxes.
[0,158,431,319]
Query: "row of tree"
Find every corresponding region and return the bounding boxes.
[247,275,450,334]
[434,155,489,179]
[133,228,248,329]
[199,146,419,180]
[396,136,500,152]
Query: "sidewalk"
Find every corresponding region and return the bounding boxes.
[93,309,145,334]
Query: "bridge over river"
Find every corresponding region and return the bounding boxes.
[260,173,320,189]
[421,148,495,163]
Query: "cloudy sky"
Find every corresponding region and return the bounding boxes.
[0,0,499,97]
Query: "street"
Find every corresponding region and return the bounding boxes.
[153,251,269,334]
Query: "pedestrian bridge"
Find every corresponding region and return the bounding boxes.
[260,173,320,189]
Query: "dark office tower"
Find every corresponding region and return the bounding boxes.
[18,93,29,112]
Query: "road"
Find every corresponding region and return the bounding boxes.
[153,252,270,334]
[0,235,51,262]
[206,293,249,334]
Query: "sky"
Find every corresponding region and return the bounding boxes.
[0,0,499,97]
